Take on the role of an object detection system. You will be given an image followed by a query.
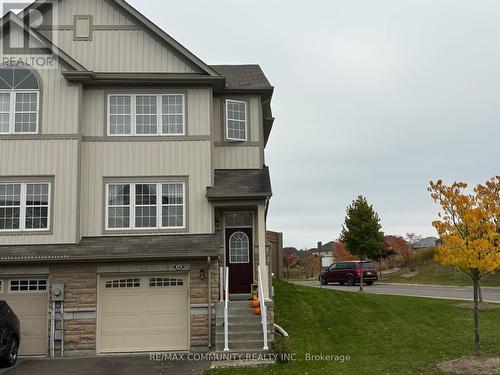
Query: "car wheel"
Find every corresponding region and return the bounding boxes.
[320,276,328,285]
[1,336,18,367]
[345,275,355,286]
[365,281,374,286]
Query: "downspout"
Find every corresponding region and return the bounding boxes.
[207,256,212,349]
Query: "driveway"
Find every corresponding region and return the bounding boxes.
[291,281,500,303]
[0,356,210,375]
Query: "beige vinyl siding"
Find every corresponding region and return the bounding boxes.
[213,97,261,143]
[187,89,212,136]
[212,97,263,169]
[213,147,262,169]
[44,0,136,26]
[0,140,79,245]
[0,31,80,135]
[80,141,212,236]
[38,67,81,135]
[82,88,211,137]
[53,29,197,73]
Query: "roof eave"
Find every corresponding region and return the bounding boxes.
[62,71,226,88]
[0,252,220,264]
[206,193,272,202]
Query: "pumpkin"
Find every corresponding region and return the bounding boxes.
[254,307,261,316]
[250,300,260,308]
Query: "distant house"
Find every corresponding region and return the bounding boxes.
[308,241,337,257]
[412,237,440,250]
[308,241,356,265]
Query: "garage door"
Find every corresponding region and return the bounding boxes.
[99,274,188,353]
[0,278,48,356]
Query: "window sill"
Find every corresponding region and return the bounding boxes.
[0,230,51,236]
[102,228,189,236]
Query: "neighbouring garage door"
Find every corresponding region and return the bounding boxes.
[0,278,48,356]
[99,274,189,353]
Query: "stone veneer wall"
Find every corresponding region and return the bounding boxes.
[45,260,220,356]
[49,265,98,357]
[190,260,219,349]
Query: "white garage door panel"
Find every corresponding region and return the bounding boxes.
[99,275,188,353]
[1,290,48,356]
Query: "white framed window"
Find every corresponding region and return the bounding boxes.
[105,278,140,289]
[229,231,250,264]
[0,280,3,293]
[107,94,185,136]
[135,183,157,229]
[149,277,184,287]
[225,99,247,141]
[9,279,47,293]
[0,182,50,232]
[0,66,40,134]
[105,182,186,231]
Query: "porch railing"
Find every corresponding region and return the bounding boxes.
[224,266,229,352]
[257,266,269,350]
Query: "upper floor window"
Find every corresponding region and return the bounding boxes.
[106,182,185,231]
[108,94,185,136]
[0,65,40,134]
[0,182,51,232]
[225,99,247,141]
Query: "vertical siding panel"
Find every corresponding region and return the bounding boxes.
[52,28,197,73]
[80,141,211,236]
[213,147,262,169]
[0,140,78,245]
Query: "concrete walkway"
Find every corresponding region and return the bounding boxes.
[291,280,500,303]
[0,356,211,375]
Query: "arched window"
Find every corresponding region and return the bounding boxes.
[229,231,250,264]
[0,65,40,134]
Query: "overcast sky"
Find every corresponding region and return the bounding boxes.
[7,0,500,249]
[130,0,499,249]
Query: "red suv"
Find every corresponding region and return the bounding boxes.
[319,261,378,286]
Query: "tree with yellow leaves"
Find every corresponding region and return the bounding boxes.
[429,176,500,356]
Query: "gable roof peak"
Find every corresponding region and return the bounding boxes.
[18,0,220,77]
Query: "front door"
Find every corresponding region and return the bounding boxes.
[226,227,253,294]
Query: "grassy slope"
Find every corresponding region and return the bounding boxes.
[206,282,500,375]
[381,261,500,287]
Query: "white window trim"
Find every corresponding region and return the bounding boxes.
[225,99,248,142]
[0,279,3,293]
[0,181,51,232]
[105,182,186,231]
[0,90,40,134]
[8,278,48,294]
[107,94,185,137]
[229,231,250,264]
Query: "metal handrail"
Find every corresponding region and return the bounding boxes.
[219,267,224,301]
[257,266,269,350]
[223,266,229,351]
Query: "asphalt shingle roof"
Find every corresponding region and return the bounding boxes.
[210,65,272,89]
[0,234,220,264]
[206,167,272,200]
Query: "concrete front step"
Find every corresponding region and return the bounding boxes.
[216,331,265,342]
[225,309,259,317]
[227,300,256,307]
[216,315,263,324]
[216,340,269,351]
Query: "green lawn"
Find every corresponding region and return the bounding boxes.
[205,281,500,375]
[381,261,500,287]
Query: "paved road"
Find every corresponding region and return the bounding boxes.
[291,281,500,303]
[0,356,210,375]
